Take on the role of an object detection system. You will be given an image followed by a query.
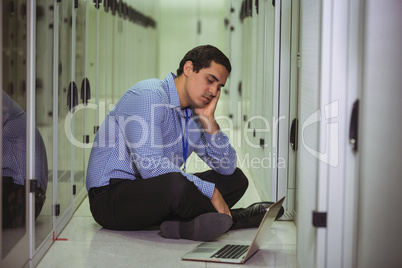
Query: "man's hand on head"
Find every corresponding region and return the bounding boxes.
[194,90,221,134]
[194,88,220,118]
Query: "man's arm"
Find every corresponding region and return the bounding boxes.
[193,89,234,217]
[117,88,216,199]
[211,188,232,217]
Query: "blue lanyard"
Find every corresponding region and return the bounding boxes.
[179,109,189,172]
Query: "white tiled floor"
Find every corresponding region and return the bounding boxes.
[37,130,297,267]
[37,178,296,268]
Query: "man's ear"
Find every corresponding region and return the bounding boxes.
[183,61,193,76]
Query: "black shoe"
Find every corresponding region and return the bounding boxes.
[159,213,232,241]
[230,202,285,230]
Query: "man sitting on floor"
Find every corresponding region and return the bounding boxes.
[86,45,283,241]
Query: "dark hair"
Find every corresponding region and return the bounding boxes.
[176,45,232,76]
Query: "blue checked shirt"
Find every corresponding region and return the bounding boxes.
[2,90,48,190]
[86,73,237,199]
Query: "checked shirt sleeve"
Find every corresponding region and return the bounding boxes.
[193,127,237,176]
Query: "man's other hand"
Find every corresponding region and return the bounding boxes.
[211,187,232,218]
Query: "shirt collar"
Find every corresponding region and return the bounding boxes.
[166,72,180,108]
[165,72,193,117]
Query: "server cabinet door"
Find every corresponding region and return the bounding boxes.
[97,1,107,122]
[1,0,29,266]
[295,0,322,266]
[72,0,87,206]
[84,0,101,197]
[356,1,402,267]
[56,0,73,220]
[275,0,299,219]
[254,0,275,202]
[240,4,252,155]
[112,5,122,99]
[262,0,276,202]
[249,0,258,132]
[104,3,114,108]
[34,0,54,254]
[297,0,363,267]
[229,0,243,128]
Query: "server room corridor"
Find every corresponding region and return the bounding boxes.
[2,0,402,267]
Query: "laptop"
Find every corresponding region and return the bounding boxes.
[181,196,285,264]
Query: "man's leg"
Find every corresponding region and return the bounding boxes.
[193,168,284,229]
[193,168,249,208]
[2,177,25,228]
[88,172,217,230]
[35,188,46,219]
[158,168,248,239]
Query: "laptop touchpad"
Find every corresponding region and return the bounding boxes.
[192,247,217,254]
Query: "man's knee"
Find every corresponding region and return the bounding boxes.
[163,172,210,214]
[232,168,249,192]
[165,172,198,198]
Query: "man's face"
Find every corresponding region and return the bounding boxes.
[184,61,229,108]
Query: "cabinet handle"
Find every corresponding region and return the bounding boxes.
[93,0,102,9]
[67,81,78,112]
[349,99,359,152]
[104,0,109,12]
[80,77,91,105]
[290,118,298,151]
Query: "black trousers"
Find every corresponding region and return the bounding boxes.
[88,168,248,230]
[2,176,46,229]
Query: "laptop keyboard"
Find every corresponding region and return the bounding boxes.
[211,244,249,259]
